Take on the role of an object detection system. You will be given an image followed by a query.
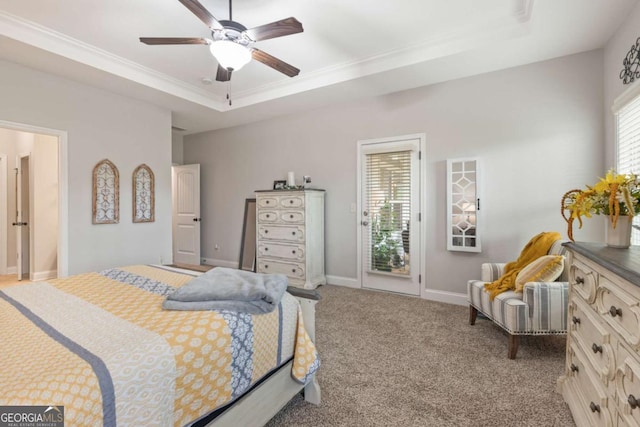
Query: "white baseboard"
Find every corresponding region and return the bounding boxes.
[191,266,467,307]
[423,289,468,306]
[202,258,238,269]
[6,266,17,275]
[323,276,467,308]
[31,270,57,282]
[325,275,360,288]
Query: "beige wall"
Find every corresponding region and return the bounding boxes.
[0,59,173,275]
[184,50,605,296]
[32,134,59,276]
[0,128,19,270]
[172,131,184,165]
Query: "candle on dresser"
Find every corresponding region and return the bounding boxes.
[287,171,295,187]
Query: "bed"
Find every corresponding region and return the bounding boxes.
[0,265,321,426]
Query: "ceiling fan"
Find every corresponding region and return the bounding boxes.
[140,0,303,84]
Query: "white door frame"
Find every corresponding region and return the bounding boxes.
[0,153,6,275]
[356,133,427,297]
[0,120,68,277]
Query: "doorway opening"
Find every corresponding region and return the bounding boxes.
[0,121,68,280]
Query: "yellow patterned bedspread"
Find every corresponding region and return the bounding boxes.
[0,265,319,426]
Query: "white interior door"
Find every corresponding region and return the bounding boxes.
[172,164,201,265]
[16,154,30,280]
[359,136,422,295]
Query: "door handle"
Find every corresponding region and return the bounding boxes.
[192,218,201,222]
[12,222,27,226]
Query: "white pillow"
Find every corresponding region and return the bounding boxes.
[515,255,564,293]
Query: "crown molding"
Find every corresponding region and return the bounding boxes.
[0,10,227,110]
[232,0,534,108]
[0,0,534,112]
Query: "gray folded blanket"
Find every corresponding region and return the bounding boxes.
[163,267,288,314]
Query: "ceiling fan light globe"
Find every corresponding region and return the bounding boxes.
[209,40,251,71]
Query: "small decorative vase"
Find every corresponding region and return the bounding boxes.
[605,215,633,248]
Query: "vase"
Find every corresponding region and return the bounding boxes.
[604,215,633,248]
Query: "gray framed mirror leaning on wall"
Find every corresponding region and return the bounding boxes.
[238,198,257,271]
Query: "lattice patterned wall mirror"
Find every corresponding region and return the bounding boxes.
[446,158,480,252]
[132,164,155,223]
[92,159,120,224]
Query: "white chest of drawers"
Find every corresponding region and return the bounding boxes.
[558,242,640,427]
[255,189,326,289]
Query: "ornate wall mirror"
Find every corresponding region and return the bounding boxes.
[238,198,257,271]
[446,158,481,252]
[92,159,120,224]
[132,164,155,223]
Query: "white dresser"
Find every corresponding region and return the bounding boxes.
[558,242,640,426]
[255,189,326,289]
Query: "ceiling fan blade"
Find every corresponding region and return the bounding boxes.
[139,37,211,45]
[243,17,303,42]
[216,65,232,82]
[251,48,300,77]
[178,0,223,30]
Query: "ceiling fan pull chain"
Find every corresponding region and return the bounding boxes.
[229,0,232,21]
[227,80,232,106]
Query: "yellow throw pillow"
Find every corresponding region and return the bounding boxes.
[514,255,564,293]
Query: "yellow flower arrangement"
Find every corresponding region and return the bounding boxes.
[561,169,640,241]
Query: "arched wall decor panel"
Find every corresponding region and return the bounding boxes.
[132,164,155,223]
[92,159,120,224]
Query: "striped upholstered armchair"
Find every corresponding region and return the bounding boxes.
[467,240,569,359]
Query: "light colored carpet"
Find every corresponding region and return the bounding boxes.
[266,285,575,427]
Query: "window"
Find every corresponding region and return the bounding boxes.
[615,86,640,244]
[365,150,412,275]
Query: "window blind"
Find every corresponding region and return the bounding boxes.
[616,92,640,244]
[365,150,411,274]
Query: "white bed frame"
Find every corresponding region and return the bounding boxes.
[207,289,321,426]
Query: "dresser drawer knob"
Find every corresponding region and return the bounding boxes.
[266,214,270,218]
[290,214,294,219]
[572,316,581,325]
[589,402,600,413]
[266,200,270,204]
[609,305,623,317]
[264,264,269,269]
[264,247,269,251]
[575,276,585,284]
[292,250,296,254]
[290,200,294,204]
[264,230,269,234]
[292,269,296,273]
[570,363,579,373]
[292,231,296,236]
[591,343,603,354]
[627,395,640,409]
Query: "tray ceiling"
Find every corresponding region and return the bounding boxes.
[0,0,637,133]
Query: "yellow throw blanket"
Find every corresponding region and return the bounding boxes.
[484,231,561,300]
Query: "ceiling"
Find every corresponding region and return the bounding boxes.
[0,0,638,134]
